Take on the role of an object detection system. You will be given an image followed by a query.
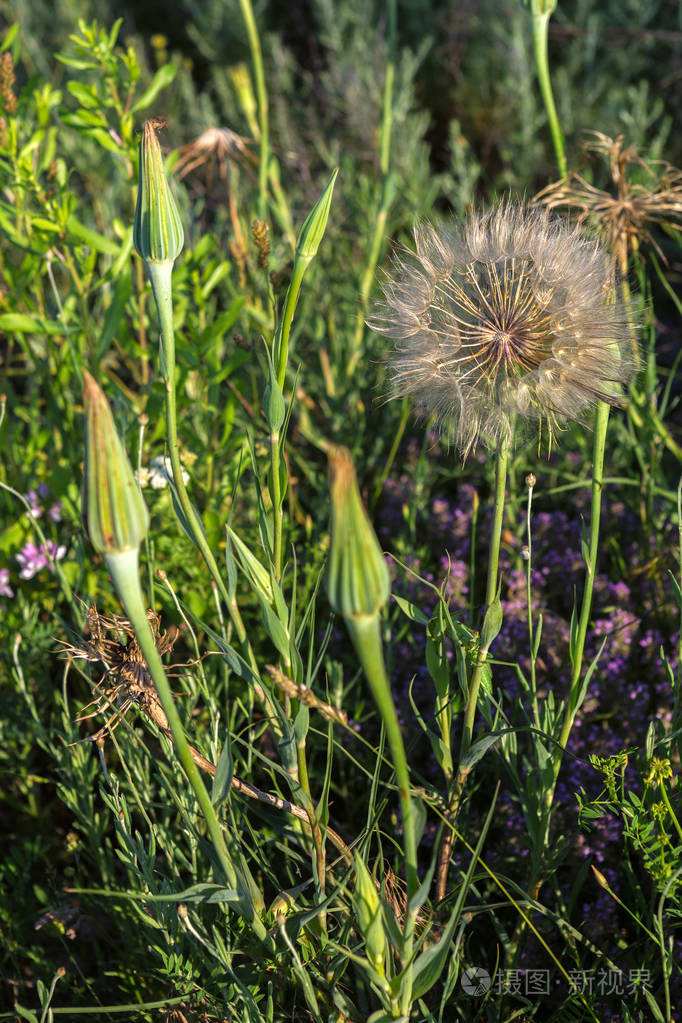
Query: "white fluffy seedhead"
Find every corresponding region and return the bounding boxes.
[369,202,637,455]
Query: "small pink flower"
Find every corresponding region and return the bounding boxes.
[25,490,43,519]
[16,540,66,579]
[0,568,13,598]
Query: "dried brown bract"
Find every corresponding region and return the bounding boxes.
[174,126,256,188]
[369,202,636,455]
[60,606,180,742]
[536,132,682,273]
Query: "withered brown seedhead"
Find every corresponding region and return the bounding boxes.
[174,126,256,187]
[60,605,181,742]
[536,131,682,274]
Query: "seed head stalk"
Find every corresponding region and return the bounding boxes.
[527,0,567,178]
[435,434,509,902]
[525,473,541,726]
[534,398,610,892]
[348,0,396,376]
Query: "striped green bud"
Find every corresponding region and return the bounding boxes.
[82,371,149,557]
[327,446,390,621]
[133,118,184,266]
[295,168,338,262]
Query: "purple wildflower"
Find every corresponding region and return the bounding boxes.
[0,568,13,598]
[16,540,66,579]
[25,490,43,519]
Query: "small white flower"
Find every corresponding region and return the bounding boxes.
[138,456,190,490]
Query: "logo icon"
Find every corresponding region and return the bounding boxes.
[461,966,491,996]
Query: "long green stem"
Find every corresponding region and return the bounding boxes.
[535,400,610,886]
[462,435,509,753]
[238,0,269,220]
[348,0,396,376]
[349,614,418,1006]
[525,476,540,726]
[105,549,271,946]
[435,435,509,901]
[530,6,567,178]
[144,263,279,729]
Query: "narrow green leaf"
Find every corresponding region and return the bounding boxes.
[392,594,429,625]
[0,313,63,334]
[211,737,234,806]
[67,214,121,255]
[131,64,177,113]
[66,80,100,108]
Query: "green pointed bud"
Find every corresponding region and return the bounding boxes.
[327,446,390,621]
[133,118,184,267]
[479,589,503,650]
[352,853,387,979]
[82,371,149,558]
[295,168,338,262]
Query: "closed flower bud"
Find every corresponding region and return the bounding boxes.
[82,372,149,558]
[327,446,390,621]
[133,118,184,267]
[296,168,338,262]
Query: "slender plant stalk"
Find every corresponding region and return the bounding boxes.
[529,3,567,178]
[525,476,541,726]
[145,263,271,699]
[295,742,328,935]
[531,400,610,895]
[105,551,271,947]
[349,614,418,1007]
[269,160,339,575]
[238,0,269,219]
[348,0,396,376]
[435,435,509,901]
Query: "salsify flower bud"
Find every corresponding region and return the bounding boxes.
[133,118,184,267]
[296,167,338,262]
[327,446,390,621]
[82,371,149,559]
[369,201,637,455]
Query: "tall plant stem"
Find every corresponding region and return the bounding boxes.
[270,257,309,580]
[348,0,396,376]
[238,0,269,220]
[530,5,567,179]
[435,435,510,902]
[350,614,418,1003]
[526,477,540,726]
[534,399,610,889]
[105,549,271,947]
[146,264,256,670]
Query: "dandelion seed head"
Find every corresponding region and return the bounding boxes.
[369,202,637,455]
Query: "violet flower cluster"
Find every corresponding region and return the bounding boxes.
[0,484,66,600]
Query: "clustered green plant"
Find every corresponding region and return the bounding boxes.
[1,2,682,1022]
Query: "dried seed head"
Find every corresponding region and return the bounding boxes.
[369,202,637,456]
[537,132,682,273]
